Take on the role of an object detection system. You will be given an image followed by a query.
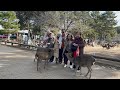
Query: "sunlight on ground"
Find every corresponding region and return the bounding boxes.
[13,50,25,52]
[93,67,102,70]
[0,60,10,61]
[0,63,10,68]
[0,64,10,65]
[0,52,15,55]
[104,76,120,79]
[3,55,29,58]
[85,45,120,59]
[85,45,120,53]
[112,71,120,77]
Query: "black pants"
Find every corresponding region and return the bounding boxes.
[59,48,68,64]
[49,56,54,62]
[72,54,80,70]
[63,50,68,65]
[59,48,63,63]
[70,62,72,65]
[73,65,80,70]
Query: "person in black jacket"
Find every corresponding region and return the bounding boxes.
[46,33,55,63]
[72,31,85,72]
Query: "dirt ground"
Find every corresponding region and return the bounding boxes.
[0,45,120,79]
[84,45,120,59]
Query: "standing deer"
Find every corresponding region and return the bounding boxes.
[34,47,54,71]
[65,50,95,79]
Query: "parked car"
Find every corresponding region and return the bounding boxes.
[10,34,17,39]
[0,35,8,38]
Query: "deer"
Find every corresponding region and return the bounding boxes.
[65,51,95,79]
[34,47,54,71]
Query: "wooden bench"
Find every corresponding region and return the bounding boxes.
[5,41,18,46]
[11,42,19,46]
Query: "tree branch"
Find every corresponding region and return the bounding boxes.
[65,20,73,32]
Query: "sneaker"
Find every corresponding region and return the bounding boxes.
[73,65,76,69]
[64,64,67,68]
[76,70,80,73]
[59,62,62,64]
[49,61,54,64]
[70,65,73,69]
[50,62,54,64]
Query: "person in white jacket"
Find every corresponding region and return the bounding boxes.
[43,30,50,41]
[58,29,66,64]
[42,30,51,47]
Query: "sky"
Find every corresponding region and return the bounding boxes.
[114,11,120,26]
[0,25,2,29]
[0,11,120,29]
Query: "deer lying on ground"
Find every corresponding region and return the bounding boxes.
[64,50,95,79]
[34,47,54,71]
[101,44,107,48]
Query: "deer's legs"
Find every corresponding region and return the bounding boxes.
[56,58,58,64]
[37,59,39,71]
[34,54,37,62]
[89,68,92,79]
[46,60,49,70]
[44,60,46,69]
[85,66,92,79]
[85,66,91,77]
[37,58,41,71]
[74,65,78,76]
[79,66,82,75]
[34,58,35,62]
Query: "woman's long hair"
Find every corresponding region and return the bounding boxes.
[66,33,74,41]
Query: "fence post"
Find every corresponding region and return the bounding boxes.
[11,42,13,46]
[5,41,7,45]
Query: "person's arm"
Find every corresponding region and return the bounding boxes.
[63,40,67,53]
[62,40,67,57]
[43,33,48,41]
[58,35,62,44]
[58,35,62,49]
[72,39,78,46]
[78,39,85,48]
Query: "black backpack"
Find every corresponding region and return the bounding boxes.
[71,44,78,52]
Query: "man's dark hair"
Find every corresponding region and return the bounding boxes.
[62,29,65,33]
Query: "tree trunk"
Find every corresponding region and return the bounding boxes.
[64,12,66,31]
[16,32,19,42]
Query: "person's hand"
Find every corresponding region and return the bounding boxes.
[73,43,78,46]
[47,43,50,45]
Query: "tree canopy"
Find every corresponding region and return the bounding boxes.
[14,11,118,41]
[0,11,20,34]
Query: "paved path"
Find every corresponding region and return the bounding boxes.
[0,45,120,79]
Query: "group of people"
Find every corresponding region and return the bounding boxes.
[42,29,85,72]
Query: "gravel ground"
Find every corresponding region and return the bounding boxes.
[0,45,120,79]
